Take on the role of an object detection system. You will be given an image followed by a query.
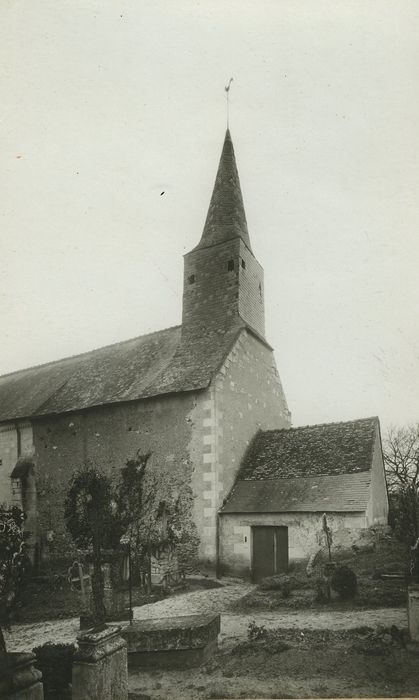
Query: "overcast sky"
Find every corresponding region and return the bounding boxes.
[1,0,418,432]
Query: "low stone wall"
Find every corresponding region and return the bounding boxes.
[0,653,43,700]
[122,613,220,669]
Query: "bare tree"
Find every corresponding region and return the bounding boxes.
[383,424,419,544]
[383,424,419,494]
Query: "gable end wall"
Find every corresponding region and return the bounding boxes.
[26,393,200,558]
[366,427,389,525]
[192,328,290,569]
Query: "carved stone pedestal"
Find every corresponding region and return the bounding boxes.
[408,584,419,642]
[0,653,43,700]
[72,626,128,700]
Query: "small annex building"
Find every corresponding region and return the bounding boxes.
[219,416,388,580]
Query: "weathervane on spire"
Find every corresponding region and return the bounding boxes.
[225,78,233,127]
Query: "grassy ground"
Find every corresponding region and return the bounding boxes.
[128,625,419,699]
[233,534,410,611]
[15,532,409,621]
[26,621,419,700]
[8,567,415,700]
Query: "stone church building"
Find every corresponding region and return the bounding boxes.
[0,129,388,578]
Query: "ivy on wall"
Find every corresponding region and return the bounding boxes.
[36,474,76,559]
[117,451,200,575]
[0,506,27,652]
[35,444,201,580]
[64,468,122,550]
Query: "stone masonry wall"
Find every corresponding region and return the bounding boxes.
[31,392,199,557]
[0,423,18,504]
[182,238,265,339]
[0,421,34,506]
[189,385,217,568]
[191,328,291,569]
[217,331,290,500]
[219,511,367,578]
[0,333,291,574]
[367,428,389,525]
[183,237,244,334]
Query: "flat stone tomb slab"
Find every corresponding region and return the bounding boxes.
[121,613,220,669]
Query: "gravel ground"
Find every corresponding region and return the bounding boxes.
[5,580,407,653]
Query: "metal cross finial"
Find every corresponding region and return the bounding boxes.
[225,78,233,127]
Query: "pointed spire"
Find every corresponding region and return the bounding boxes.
[195,129,252,252]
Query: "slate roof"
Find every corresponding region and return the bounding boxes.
[239,417,378,480]
[221,418,379,514]
[0,323,244,422]
[220,473,371,513]
[194,129,252,252]
[0,128,261,423]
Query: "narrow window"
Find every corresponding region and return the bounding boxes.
[259,282,262,296]
[188,274,195,285]
[241,258,246,269]
[227,259,235,271]
[10,478,22,506]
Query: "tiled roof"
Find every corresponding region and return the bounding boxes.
[0,323,244,421]
[239,417,378,480]
[0,129,262,423]
[220,472,371,513]
[194,129,252,252]
[220,418,378,515]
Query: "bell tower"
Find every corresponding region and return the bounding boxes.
[182,129,265,339]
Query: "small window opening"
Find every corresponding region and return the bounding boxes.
[259,282,262,296]
[241,258,246,269]
[227,259,235,271]
[188,274,195,285]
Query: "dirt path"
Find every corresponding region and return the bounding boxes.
[5,581,407,653]
[130,582,407,650]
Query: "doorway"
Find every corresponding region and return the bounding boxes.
[251,526,288,582]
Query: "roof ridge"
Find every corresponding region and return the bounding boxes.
[0,325,182,380]
[239,472,372,482]
[262,416,379,434]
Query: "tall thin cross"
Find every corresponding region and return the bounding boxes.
[225,78,233,127]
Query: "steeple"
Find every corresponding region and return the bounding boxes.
[194,129,252,252]
[183,128,265,339]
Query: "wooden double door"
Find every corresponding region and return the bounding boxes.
[251,526,289,582]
